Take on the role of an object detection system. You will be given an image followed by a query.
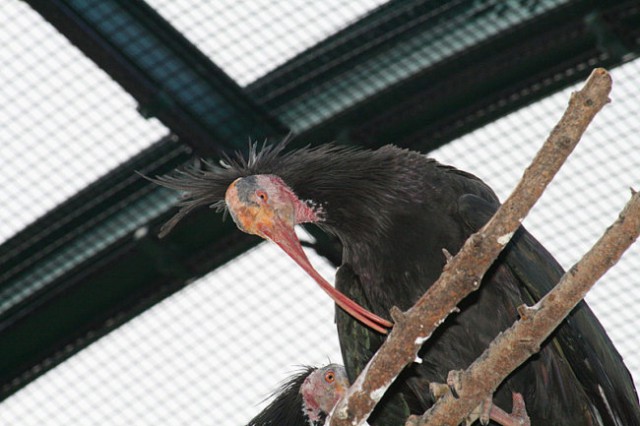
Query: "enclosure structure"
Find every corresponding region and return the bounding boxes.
[1,1,639,424]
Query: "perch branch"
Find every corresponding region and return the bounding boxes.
[415,189,640,426]
[328,68,612,426]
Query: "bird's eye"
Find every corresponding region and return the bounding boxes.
[325,371,335,383]
[256,190,268,202]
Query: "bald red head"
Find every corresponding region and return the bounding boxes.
[224,174,392,334]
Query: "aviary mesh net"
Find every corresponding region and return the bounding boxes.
[1,1,638,425]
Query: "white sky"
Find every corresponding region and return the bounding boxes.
[1,1,639,425]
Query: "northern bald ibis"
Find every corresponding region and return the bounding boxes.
[155,142,640,425]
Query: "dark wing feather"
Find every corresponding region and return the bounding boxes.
[335,264,417,426]
[458,193,640,425]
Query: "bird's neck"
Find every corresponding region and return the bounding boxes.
[281,145,442,308]
[319,186,440,315]
[288,148,426,243]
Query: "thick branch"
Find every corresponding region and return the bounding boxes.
[417,189,640,425]
[328,68,613,426]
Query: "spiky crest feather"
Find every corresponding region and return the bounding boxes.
[150,138,368,237]
[150,139,291,237]
[246,365,313,426]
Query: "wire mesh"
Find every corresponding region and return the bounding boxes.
[0,0,168,244]
[145,0,389,86]
[1,0,640,425]
[2,237,342,425]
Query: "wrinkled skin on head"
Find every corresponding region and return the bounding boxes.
[300,364,349,425]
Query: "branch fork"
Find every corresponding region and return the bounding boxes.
[328,69,629,426]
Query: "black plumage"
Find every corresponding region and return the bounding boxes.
[155,142,640,425]
[247,364,348,426]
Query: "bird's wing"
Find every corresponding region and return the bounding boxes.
[335,264,417,426]
[458,193,640,426]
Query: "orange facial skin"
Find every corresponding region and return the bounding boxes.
[225,175,392,334]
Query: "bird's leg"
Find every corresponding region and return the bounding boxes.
[468,394,492,425]
[485,393,530,426]
[428,371,530,426]
[428,381,451,400]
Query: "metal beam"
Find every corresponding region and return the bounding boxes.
[25,0,287,157]
[249,0,639,151]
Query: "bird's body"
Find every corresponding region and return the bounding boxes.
[247,364,348,426]
[156,142,640,425]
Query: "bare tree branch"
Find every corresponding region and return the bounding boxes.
[414,188,640,426]
[328,68,613,426]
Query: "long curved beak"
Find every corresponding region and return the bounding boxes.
[225,177,392,334]
[258,219,392,334]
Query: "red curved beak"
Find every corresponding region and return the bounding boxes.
[259,219,392,334]
[225,177,392,334]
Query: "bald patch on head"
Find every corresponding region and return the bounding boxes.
[234,175,258,204]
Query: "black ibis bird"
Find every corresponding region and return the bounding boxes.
[247,364,349,426]
[246,362,412,425]
[155,142,640,425]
